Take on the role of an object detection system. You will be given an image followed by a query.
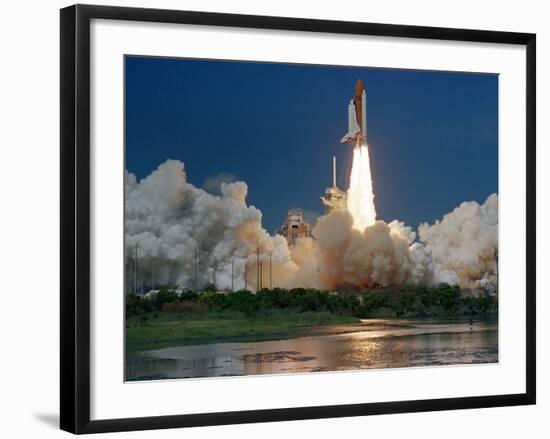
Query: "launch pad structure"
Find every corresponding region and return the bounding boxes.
[278,210,312,246]
[321,155,347,215]
[279,154,347,246]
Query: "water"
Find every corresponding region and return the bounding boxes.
[126,318,498,381]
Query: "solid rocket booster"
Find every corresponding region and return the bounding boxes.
[340,79,367,146]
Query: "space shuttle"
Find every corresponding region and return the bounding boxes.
[340,79,367,147]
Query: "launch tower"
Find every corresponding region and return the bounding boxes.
[321,156,347,214]
[278,210,312,246]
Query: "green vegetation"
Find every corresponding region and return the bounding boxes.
[126,285,497,349]
[126,310,358,350]
[361,284,498,318]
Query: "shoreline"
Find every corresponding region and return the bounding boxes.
[126,315,497,352]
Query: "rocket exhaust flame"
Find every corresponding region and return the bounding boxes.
[340,80,376,230]
[348,143,376,230]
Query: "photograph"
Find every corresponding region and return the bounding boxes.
[123,56,499,381]
[0,0,542,435]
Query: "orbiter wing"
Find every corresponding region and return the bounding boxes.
[340,100,361,143]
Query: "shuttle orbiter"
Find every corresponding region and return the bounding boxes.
[340,79,367,147]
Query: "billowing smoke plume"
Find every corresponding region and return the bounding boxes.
[418,194,498,291]
[305,193,497,291]
[125,159,498,292]
[310,211,432,289]
[125,160,298,291]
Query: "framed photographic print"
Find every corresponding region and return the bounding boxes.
[60,4,536,434]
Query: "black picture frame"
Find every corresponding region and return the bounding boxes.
[60,4,536,434]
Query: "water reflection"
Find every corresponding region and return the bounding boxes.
[126,318,498,381]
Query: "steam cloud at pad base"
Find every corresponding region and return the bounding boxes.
[125,159,498,294]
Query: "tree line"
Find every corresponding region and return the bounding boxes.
[126,284,497,320]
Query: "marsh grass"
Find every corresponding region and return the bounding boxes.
[126,310,359,350]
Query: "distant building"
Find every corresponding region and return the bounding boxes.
[278,210,311,246]
[321,156,347,214]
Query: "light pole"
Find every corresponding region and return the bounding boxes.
[134,243,138,295]
[194,248,198,292]
[256,247,260,291]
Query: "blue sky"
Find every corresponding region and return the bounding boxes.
[125,56,498,232]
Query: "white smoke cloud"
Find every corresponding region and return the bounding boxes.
[125,160,297,291]
[126,159,498,293]
[418,194,498,290]
[310,212,432,289]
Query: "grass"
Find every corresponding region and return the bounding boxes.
[126,310,360,350]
